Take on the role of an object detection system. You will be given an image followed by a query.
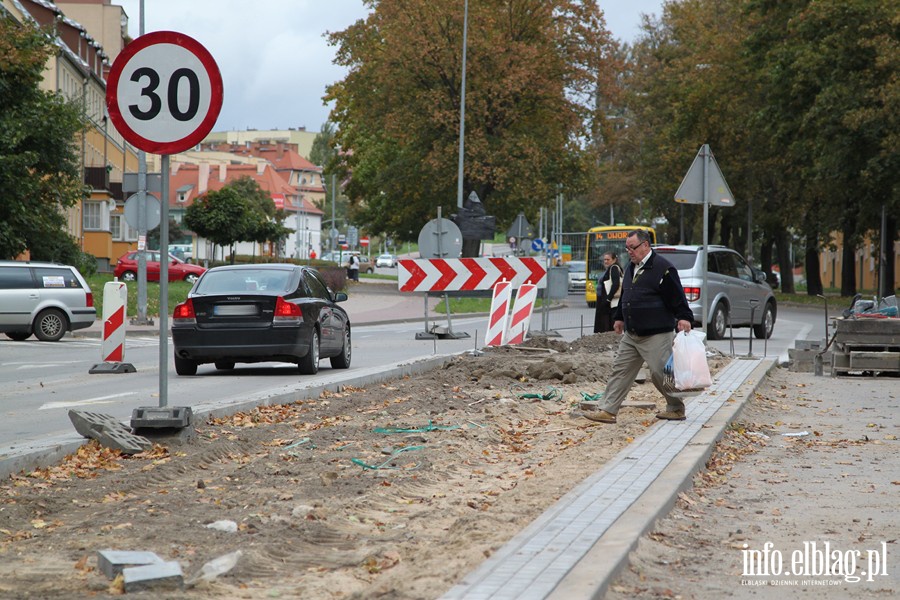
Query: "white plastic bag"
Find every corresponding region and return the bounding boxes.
[672,331,712,390]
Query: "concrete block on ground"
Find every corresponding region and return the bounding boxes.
[96,550,162,580]
[96,428,152,455]
[795,339,824,351]
[123,560,184,593]
[134,422,197,447]
[131,406,193,429]
[68,411,124,439]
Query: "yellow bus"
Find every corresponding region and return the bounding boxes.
[584,225,657,306]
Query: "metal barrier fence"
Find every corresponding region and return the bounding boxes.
[533,292,596,338]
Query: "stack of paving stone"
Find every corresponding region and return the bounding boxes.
[787,338,831,373]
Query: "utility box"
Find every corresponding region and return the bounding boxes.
[547,266,569,300]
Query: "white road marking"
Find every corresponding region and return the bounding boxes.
[40,392,136,410]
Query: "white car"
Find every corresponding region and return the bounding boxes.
[567,260,587,292]
[376,254,397,268]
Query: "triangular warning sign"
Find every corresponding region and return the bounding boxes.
[674,145,735,206]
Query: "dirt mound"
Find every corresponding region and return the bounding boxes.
[0,334,728,599]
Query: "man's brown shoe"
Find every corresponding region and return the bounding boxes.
[656,410,686,421]
[584,410,617,424]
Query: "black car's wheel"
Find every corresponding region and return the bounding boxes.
[706,302,729,341]
[214,361,235,370]
[174,355,198,376]
[753,302,776,339]
[5,331,31,341]
[33,308,67,342]
[121,270,137,282]
[330,325,351,369]
[298,329,320,375]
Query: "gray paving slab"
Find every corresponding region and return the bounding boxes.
[442,358,771,600]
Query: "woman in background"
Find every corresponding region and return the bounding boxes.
[593,251,623,333]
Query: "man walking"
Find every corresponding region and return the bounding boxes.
[584,229,694,423]
[347,253,360,282]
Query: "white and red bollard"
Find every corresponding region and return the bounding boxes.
[506,283,537,345]
[89,280,136,374]
[485,280,512,346]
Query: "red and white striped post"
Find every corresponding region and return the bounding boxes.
[89,280,136,374]
[506,283,537,345]
[485,280,512,347]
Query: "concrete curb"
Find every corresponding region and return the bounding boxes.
[547,358,778,599]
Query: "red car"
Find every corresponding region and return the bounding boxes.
[114,251,206,283]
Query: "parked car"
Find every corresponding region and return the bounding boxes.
[375,254,397,268]
[653,245,777,340]
[113,251,206,283]
[342,253,375,274]
[167,243,193,262]
[567,260,587,292]
[0,260,96,341]
[171,263,351,375]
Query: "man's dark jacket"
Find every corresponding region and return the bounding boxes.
[613,251,694,335]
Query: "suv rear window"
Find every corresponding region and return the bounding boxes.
[653,248,699,270]
[33,267,83,289]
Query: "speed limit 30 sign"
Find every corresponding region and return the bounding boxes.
[106,31,223,155]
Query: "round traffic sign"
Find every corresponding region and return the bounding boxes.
[123,193,161,230]
[417,218,463,259]
[106,31,223,155]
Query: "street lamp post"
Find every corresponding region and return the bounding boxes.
[456,0,468,209]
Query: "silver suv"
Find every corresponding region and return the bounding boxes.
[653,246,776,341]
[0,261,96,341]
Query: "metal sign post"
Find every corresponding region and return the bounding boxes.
[674,144,735,333]
[415,210,467,340]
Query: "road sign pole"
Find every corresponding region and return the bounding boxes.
[702,144,710,332]
[134,0,149,326]
[159,155,170,407]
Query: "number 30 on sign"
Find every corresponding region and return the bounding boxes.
[106,31,223,155]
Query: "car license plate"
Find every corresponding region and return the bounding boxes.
[213,304,258,316]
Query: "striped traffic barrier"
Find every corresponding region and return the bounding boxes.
[485,280,512,347]
[506,283,537,345]
[89,280,136,374]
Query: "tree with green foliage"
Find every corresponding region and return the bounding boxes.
[326,0,619,254]
[309,121,336,169]
[618,0,897,296]
[184,177,290,263]
[0,16,85,261]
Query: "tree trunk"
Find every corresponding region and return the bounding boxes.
[775,228,794,294]
[880,215,896,297]
[840,223,856,297]
[804,232,823,296]
[760,237,774,286]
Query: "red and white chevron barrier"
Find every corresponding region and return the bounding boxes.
[506,283,537,345]
[89,281,136,374]
[101,281,127,362]
[485,281,512,346]
[398,257,546,293]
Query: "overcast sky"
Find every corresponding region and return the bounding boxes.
[115,1,663,134]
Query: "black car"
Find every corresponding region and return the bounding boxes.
[171,264,351,375]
